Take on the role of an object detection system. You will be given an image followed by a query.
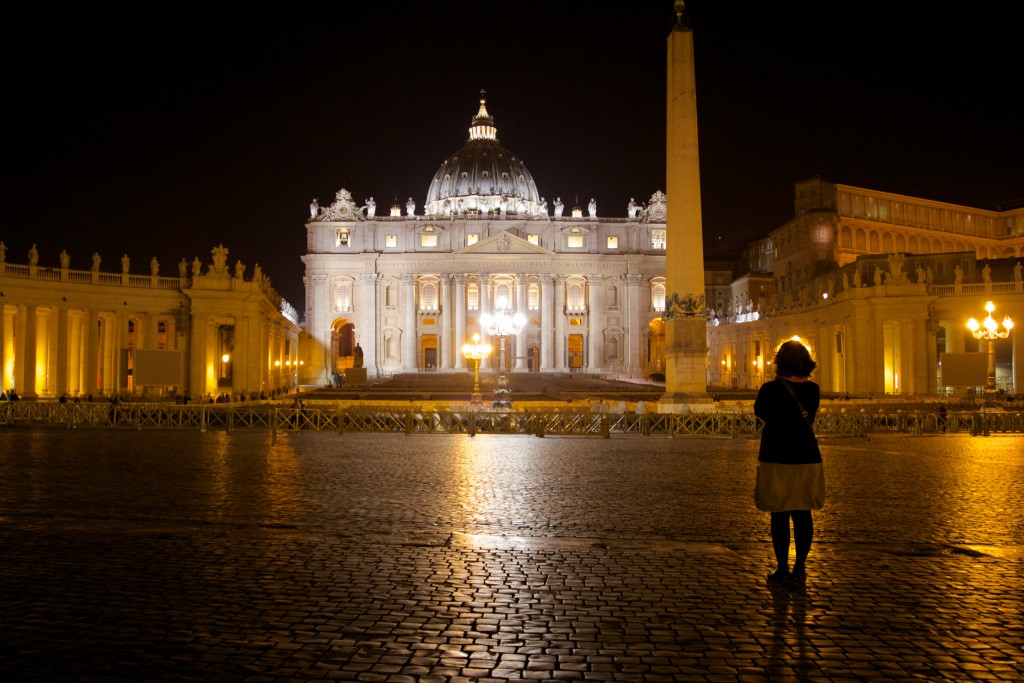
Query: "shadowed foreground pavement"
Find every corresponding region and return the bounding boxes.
[1,430,1021,681]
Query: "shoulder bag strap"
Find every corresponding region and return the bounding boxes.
[779,379,814,430]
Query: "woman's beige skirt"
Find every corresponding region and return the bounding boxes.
[754,462,825,512]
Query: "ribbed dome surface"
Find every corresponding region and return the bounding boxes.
[424,94,544,218]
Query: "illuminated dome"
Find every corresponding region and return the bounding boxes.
[424,93,544,219]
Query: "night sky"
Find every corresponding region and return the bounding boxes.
[2,1,1020,311]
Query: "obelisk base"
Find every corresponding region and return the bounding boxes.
[659,317,712,413]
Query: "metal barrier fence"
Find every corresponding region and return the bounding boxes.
[3,401,1022,436]
[0,401,939,437]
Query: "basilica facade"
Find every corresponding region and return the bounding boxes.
[300,97,673,386]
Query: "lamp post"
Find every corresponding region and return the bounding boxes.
[480,297,526,410]
[461,333,492,406]
[967,300,1014,393]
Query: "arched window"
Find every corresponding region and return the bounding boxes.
[567,283,584,311]
[495,282,512,305]
[157,321,168,350]
[840,226,853,249]
[652,283,666,312]
[420,282,438,311]
[336,283,351,311]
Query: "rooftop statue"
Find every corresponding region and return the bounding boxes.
[210,245,229,276]
[553,197,564,217]
[588,198,597,218]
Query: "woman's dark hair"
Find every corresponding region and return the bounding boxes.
[773,340,817,378]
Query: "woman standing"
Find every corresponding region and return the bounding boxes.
[753,340,825,586]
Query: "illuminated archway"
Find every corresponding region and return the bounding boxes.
[647,318,665,379]
[330,318,356,374]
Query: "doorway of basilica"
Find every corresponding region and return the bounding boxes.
[420,334,437,370]
[647,318,665,379]
[567,334,584,370]
[331,319,356,375]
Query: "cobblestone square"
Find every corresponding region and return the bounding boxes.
[1,430,1021,681]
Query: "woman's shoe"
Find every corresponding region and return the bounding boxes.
[767,568,790,584]
[787,568,806,586]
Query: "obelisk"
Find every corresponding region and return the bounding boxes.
[661,0,709,407]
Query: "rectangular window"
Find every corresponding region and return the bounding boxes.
[467,234,479,246]
[606,236,618,249]
[651,229,666,249]
[421,234,438,247]
[567,235,583,248]
[385,235,397,248]
[528,285,539,310]
[527,234,539,245]
[336,229,350,247]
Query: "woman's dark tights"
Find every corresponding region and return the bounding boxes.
[770,510,813,571]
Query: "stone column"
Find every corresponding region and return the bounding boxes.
[309,273,329,385]
[587,275,603,371]
[0,303,7,392]
[21,305,39,398]
[626,274,644,377]
[357,273,379,375]
[234,314,250,396]
[514,274,527,370]
[440,275,452,369]
[189,313,206,398]
[84,310,98,397]
[1012,327,1022,396]
[401,274,417,371]
[540,274,554,370]
[554,276,566,370]
[56,305,69,397]
[479,275,491,371]
[454,275,467,370]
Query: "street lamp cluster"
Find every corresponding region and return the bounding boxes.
[460,333,491,405]
[967,300,1014,392]
[477,297,526,410]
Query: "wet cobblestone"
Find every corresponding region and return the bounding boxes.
[0,430,1021,681]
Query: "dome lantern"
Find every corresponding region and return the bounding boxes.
[424,92,544,219]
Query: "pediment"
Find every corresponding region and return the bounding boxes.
[454,230,551,255]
